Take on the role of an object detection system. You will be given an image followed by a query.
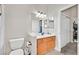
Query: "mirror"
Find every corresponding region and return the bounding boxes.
[31,12,54,34]
[44,19,54,29]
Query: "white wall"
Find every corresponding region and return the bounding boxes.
[0,8,3,54]
[0,5,1,13]
[4,4,32,54]
[78,4,79,45]
[0,5,5,54]
[0,5,2,54]
[5,5,32,39]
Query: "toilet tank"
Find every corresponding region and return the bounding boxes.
[9,38,24,50]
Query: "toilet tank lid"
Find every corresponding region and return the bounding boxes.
[10,38,24,42]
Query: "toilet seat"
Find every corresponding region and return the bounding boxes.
[10,49,24,55]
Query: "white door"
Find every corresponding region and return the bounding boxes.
[61,13,71,48]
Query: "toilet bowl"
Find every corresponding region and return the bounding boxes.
[10,49,24,55]
[9,38,24,55]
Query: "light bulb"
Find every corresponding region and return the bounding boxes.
[41,14,44,18]
[36,12,40,17]
[51,16,54,20]
[44,14,46,18]
[45,25,47,28]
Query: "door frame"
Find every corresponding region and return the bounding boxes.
[59,4,77,51]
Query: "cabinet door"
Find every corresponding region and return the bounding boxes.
[51,36,55,49]
[37,36,56,55]
[47,36,55,51]
[37,39,47,55]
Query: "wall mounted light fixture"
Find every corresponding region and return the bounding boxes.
[34,11,46,19]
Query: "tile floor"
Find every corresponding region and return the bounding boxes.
[45,49,62,55]
[61,42,77,55]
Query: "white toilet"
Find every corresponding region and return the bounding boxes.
[9,38,24,55]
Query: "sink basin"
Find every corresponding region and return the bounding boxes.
[36,33,55,39]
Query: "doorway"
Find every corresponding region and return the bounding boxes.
[60,5,78,55]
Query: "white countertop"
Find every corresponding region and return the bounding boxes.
[29,32,55,39]
[36,34,55,39]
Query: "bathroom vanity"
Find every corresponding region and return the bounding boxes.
[29,33,56,55]
[37,36,55,55]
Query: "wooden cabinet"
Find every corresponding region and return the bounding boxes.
[37,36,56,55]
[37,39,47,54]
[47,37,55,51]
